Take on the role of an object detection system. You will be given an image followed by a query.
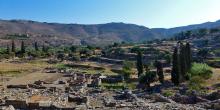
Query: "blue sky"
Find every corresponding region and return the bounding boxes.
[0,0,220,28]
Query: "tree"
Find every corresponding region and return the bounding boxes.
[21,41,26,54]
[154,60,164,84]
[185,31,192,39]
[6,45,10,54]
[114,48,125,56]
[198,28,208,37]
[130,46,141,53]
[164,53,171,65]
[11,40,15,52]
[42,45,48,53]
[197,49,209,62]
[34,42,39,51]
[171,47,180,85]
[136,51,143,77]
[185,42,192,71]
[179,42,187,81]
[80,48,93,57]
[57,51,65,61]
[122,60,134,80]
[139,66,156,88]
[70,46,77,53]
[210,28,220,33]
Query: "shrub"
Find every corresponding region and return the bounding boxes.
[188,63,212,79]
[139,71,157,88]
[162,90,174,97]
[122,61,134,79]
[188,76,205,91]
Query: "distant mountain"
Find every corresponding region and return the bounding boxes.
[152,20,220,37]
[0,20,161,46]
[1,19,220,46]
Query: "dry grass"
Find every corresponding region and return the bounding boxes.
[70,61,119,75]
[0,59,52,73]
[205,68,220,87]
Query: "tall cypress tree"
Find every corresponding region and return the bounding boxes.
[136,51,143,77]
[11,40,15,52]
[171,47,180,85]
[21,41,25,54]
[34,42,39,51]
[179,42,187,81]
[185,42,192,71]
[6,45,10,54]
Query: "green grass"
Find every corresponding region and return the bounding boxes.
[101,83,125,90]
[101,82,137,90]
[55,63,68,69]
[162,90,175,97]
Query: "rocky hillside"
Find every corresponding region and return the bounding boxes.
[0,20,160,46]
[1,19,220,46]
[152,20,220,37]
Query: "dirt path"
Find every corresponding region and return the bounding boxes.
[4,71,62,86]
[205,68,220,87]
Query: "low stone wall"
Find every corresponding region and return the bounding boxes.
[7,85,28,89]
[5,99,27,109]
[101,75,123,83]
[68,95,88,104]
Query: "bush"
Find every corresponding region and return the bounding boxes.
[188,63,212,79]
[139,71,157,88]
[162,90,174,97]
[70,54,81,61]
[122,61,134,79]
[102,83,125,90]
[188,76,205,91]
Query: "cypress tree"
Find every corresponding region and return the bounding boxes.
[34,42,39,51]
[42,44,47,53]
[6,45,10,54]
[171,47,180,85]
[136,51,143,77]
[21,41,25,54]
[11,40,15,52]
[185,42,192,71]
[154,60,164,84]
[179,42,187,81]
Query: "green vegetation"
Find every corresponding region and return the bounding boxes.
[4,34,29,40]
[101,82,137,90]
[171,42,192,85]
[139,66,156,88]
[56,63,68,69]
[154,60,164,84]
[171,47,180,85]
[122,60,134,79]
[188,63,212,79]
[162,90,175,97]
[188,76,205,91]
[34,42,39,51]
[136,51,143,77]
[11,40,15,53]
[101,83,125,90]
[186,63,213,92]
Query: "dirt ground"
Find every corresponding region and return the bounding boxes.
[4,72,62,86]
[205,68,220,87]
[0,59,62,87]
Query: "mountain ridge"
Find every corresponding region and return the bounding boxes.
[0,19,220,46]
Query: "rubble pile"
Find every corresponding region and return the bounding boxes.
[0,70,219,110]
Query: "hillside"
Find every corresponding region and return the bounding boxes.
[152,20,220,37]
[1,19,220,46]
[0,20,160,46]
